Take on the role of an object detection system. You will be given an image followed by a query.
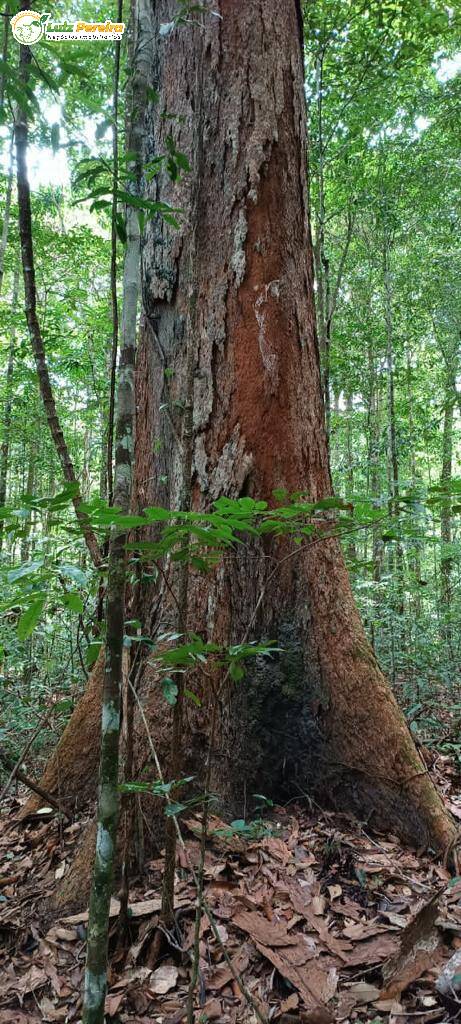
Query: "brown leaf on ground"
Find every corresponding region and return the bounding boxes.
[279,992,299,1014]
[207,947,250,991]
[53,927,78,941]
[288,884,351,961]
[381,887,444,999]
[16,964,49,1002]
[112,966,152,989]
[200,998,223,1020]
[345,931,399,965]
[149,962,178,995]
[260,836,292,864]
[233,908,299,947]
[345,981,381,1004]
[254,938,338,1008]
[301,1007,336,1024]
[342,918,389,940]
[105,991,125,1016]
[336,991,358,1019]
[0,1013,39,1024]
[38,995,67,1022]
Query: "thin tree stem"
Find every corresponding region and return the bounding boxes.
[14,31,102,568]
[106,0,123,506]
[0,132,13,296]
[82,0,148,1017]
[0,263,18,549]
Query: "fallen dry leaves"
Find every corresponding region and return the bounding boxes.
[1,763,461,1023]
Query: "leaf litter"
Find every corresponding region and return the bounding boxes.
[1,762,461,1022]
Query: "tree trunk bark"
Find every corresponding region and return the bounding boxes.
[35,0,456,871]
[20,447,35,560]
[440,375,455,641]
[0,4,10,112]
[106,0,123,509]
[131,0,454,851]
[0,137,14,297]
[0,264,18,550]
[345,394,356,561]
[20,648,105,818]
[383,239,405,628]
[82,0,147,1012]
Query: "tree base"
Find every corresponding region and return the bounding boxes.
[20,650,104,819]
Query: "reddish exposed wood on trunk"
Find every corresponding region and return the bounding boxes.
[133,0,454,851]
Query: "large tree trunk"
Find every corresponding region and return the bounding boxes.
[132,0,454,850]
[34,0,455,872]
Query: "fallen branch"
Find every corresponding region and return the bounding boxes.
[0,707,51,804]
[0,748,70,819]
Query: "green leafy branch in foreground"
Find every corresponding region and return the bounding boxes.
[72,135,190,238]
[1,480,460,648]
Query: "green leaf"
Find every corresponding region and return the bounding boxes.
[8,560,43,583]
[59,563,87,587]
[165,800,187,816]
[162,678,178,705]
[18,597,46,641]
[62,592,84,614]
[313,497,353,511]
[53,698,74,713]
[119,781,154,794]
[184,688,201,706]
[87,641,102,668]
[145,86,160,104]
[115,212,127,243]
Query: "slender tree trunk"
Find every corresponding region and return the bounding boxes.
[0,136,14,296]
[82,0,147,1016]
[14,35,101,569]
[440,376,455,640]
[384,252,399,507]
[0,265,18,549]
[20,448,35,560]
[345,394,356,561]
[160,38,204,923]
[106,0,123,507]
[312,43,354,445]
[366,338,383,581]
[383,238,405,628]
[406,352,422,620]
[0,4,10,112]
[313,50,331,437]
[368,372,383,651]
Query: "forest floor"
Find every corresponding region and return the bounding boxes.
[1,754,461,1024]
